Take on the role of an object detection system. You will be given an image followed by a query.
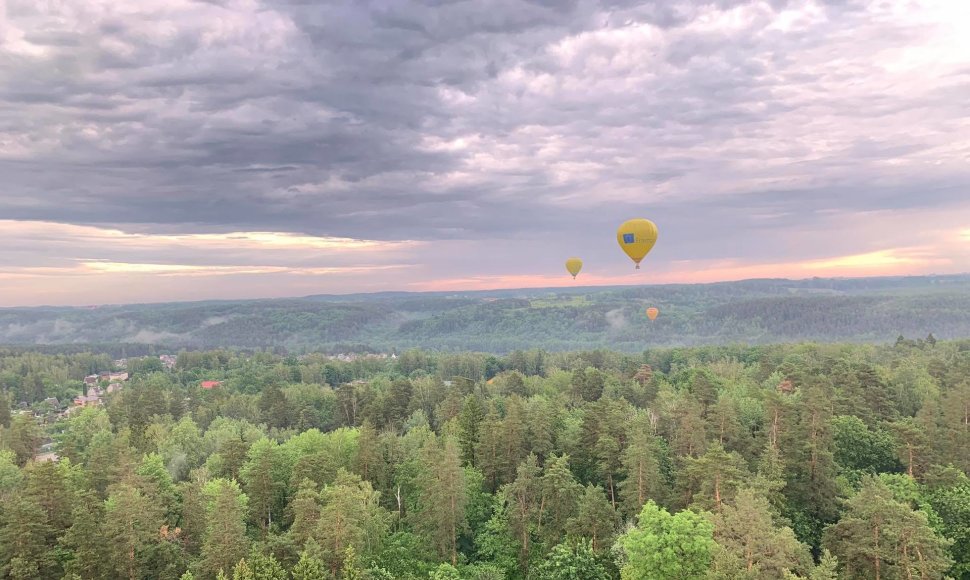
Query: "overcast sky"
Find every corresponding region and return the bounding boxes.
[1,0,968,306]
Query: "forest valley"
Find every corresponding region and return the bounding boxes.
[0,338,968,579]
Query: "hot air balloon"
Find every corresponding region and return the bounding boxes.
[617,218,658,269]
[646,307,659,320]
[565,257,583,279]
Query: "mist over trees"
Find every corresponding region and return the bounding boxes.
[2,275,970,353]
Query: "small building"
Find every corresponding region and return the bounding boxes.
[200,381,222,390]
[107,383,123,394]
[73,394,101,407]
[83,375,99,386]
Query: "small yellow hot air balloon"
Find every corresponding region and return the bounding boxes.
[617,218,658,269]
[646,307,659,321]
[565,257,583,279]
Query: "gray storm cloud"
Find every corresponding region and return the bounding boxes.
[1,0,969,305]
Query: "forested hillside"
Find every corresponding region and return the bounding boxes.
[3,275,970,353]
[1,340,968,578]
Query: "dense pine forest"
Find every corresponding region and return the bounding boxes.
[0,338,968,579]
[4,275,970,352]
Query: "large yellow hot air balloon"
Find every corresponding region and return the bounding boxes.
[617,218,658,269]
[646,307,659,321]
[565,257,583,279]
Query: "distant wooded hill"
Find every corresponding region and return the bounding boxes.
[2,274,970,353]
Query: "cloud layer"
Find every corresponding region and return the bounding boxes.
[1,0,969,305]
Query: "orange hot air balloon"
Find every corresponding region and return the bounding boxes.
[646,307,659,321]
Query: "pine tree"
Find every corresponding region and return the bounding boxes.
[527,397,558,462]
[890,417,930,479]
[708,394,744,452]
[763,389,793,453]
[633,364,653,388]
[681,442,748,512]
[249,550,288,579]
[177,479,208,556]
[501,396,530,483]
[501,454,542,570]
[940,381,970,473]
[566,484,618,552]
[595,434,622,510]
[751,443,788,517]
[60,491,106,579]
[137,452,180,525]
[710,488,812,578]
[219,436,251,481]
[387,379,414,427]
[7,413,41,466]
[823,477,953,579]
[339,545,365,580]
[536,454,581,550]
[353,419,382,482]
[0,391,11,428]
[784,550,840,580]
[240,437,286,535]
[259,384,292,430]
[84,429,138,497]
[289,479,322,551]
[316,469,388,575]
[0,450,21,503]
[505,371,527,397]
[618,421,663,518]
[102,482,163,580]
[0,495,58,579]
[458,396,485,466]
[786,386,840,547]
[412,437,468,565]
[669,397,708,458]
[231,558,254,580]
[475,403,504,492]
[201,479,251,579]
[23,458,75,535]
[290,550,328,580]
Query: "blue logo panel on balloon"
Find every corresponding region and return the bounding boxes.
[623,233,635,244]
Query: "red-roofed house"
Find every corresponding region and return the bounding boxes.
[201,381,222,390]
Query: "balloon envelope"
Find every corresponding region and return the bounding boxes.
[616,218,658,268]
[646,307,659,320]
[565,257,583,279]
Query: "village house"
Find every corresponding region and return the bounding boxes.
[159,354,177,370]
[200,380,222,389]
[73,394,101,407]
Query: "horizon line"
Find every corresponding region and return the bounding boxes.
[3,271,968,310]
